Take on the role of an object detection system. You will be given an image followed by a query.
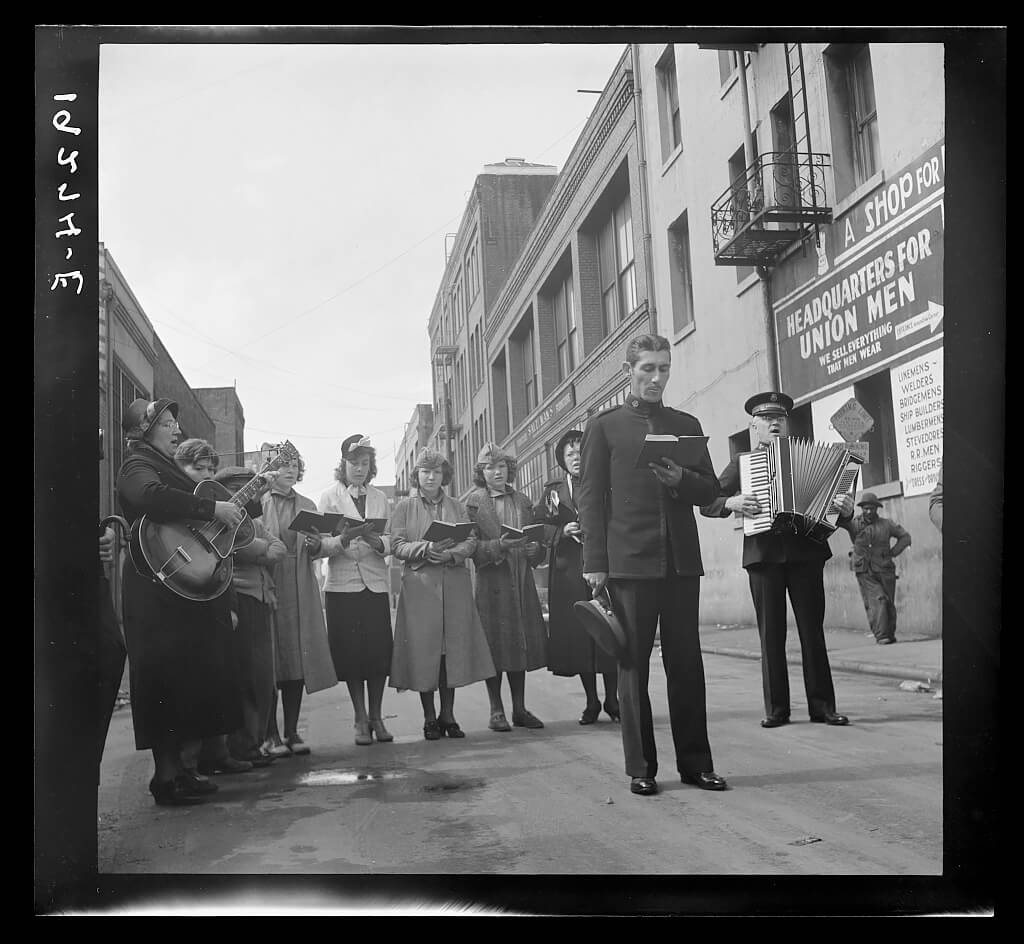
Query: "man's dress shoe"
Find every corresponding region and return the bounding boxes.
[811,711,850,725]
[630,777,659,796]
[760,716,790,728]
[680,771,728,791]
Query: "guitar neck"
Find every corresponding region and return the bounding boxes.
[231,474,267,508]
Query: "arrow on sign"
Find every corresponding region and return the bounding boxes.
[895,301,944,340]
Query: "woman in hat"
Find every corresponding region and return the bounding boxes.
[389,448,495,739]
[260,448,338,756]
[116,399,247,806]
[535,430,620,725]
[317,435,395,745]
[466,443,548,732]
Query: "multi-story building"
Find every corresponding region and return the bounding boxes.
[634,41,944,635]
[483,48,654,503]
[427,158,559,499]
[194,386,246,467]
[394,404,434,498]
[153,336,216,446]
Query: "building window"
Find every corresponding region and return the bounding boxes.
[667,211,695,333]
[718,49,750,85]
[552,271,580,382]
[826,43,881,201]
[522,323,538,414]
[656,46,682,161]
[517,451,546,505]
[597,192,637,336]
[852,371,899,487]
[111,358,149,482]
[728,143,758,284]
[769,94,801,211]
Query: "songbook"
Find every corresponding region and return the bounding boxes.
[633,434,709,470]
[288,510,344,534]
[500,523,547,542]
[422,520,475,543]
[341,516,388,534]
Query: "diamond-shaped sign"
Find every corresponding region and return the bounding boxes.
[829,399,875,443]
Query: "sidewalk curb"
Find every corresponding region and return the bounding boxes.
[700,645,942,684]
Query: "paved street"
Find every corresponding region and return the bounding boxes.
[98,648,942,875]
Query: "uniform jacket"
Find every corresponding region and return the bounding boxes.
[577,397,720,579]
[841,514,911,574]
[701,449,853,569]
[316,481,392,593]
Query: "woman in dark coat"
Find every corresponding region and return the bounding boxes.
[535,430,620,725]
[116,398,245,806]
[466,443,548,732]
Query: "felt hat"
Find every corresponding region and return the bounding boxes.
[123,397,178,441]
[554,429,585,473]
[857,491,883,508]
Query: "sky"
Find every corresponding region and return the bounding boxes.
[99,39,628,499]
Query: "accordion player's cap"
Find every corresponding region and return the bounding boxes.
[745,391,794,417]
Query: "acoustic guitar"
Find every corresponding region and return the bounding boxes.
[129,441,298,602]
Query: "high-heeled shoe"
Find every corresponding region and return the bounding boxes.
[149,776,207,806]
[354,721,373,746]
[603,699,621,722]
[369,719,394,742]
[438,719,465,738]
[579,704,601,725]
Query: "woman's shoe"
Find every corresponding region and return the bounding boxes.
[512,709,545,729]
[488,711,512,732]
[178,769,219,796]
[285,734,311,755]
[369,719,394,742]
[261,738,292,758]
[603,699,621,722]
[149,777,207,806]
[439,719,465,738]
[354,721,373,746]
[579,704,601,725]
[423,719,442,740]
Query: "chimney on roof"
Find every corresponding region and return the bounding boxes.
[504,157,526,165]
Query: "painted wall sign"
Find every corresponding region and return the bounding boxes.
[889,347,943,497]
[513,385,575,455]
[773,141,944,404]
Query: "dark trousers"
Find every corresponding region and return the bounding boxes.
[607,575,713,780]
[747,560,837,720]
[856,571,897,641]
[227,593,277,760]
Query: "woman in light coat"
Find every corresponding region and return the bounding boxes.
[390,448,495,740]
[465,443,548,733]
[317,434,395,746]
[261,450,338,756]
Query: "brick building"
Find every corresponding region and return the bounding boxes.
[194,386,246,467]
[426,158,559,499]
[634,41,944,635]
[482,48,653,503]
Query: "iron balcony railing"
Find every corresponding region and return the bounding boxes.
[711,151,832,265]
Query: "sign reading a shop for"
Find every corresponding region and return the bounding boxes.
[890,347,943,498]
[773,140,944,403]
[513,386,575,456]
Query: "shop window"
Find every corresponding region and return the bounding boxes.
[825,43,881,202]
[853,371,899,487]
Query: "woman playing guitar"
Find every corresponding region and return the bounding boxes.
[116,397,249,806]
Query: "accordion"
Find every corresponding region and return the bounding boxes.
[738,437,864,542]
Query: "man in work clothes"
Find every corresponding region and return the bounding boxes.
[701,391,855,729]
[842,492,912,645]
[578,333,726,798]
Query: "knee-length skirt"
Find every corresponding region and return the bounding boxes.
[325,588,393,682]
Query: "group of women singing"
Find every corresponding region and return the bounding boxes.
[115,398,618,807]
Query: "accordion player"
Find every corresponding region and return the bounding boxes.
[738,436,864,543]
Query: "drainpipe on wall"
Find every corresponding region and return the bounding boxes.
[739,49,781,390]
[630,44,657,334]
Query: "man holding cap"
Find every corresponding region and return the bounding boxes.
[842,492,912,645]
[701,391,855,729]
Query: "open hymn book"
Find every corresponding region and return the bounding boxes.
[633,434,709,470]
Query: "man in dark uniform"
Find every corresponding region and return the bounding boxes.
[701,392,855,729]
[578,333,726,797]
[842,492,912,645]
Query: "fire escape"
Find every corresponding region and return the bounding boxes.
[706,43,833,267]
[431,342,460,462]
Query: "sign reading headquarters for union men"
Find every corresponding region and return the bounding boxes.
[772,139,944,404]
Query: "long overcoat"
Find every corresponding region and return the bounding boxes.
[465,485,548,673]
[116,441,241,749]
[261,489,338,694]
[389,493,496,691]
[534,477,617,677]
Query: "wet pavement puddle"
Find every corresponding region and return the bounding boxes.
[298,770,410,786]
